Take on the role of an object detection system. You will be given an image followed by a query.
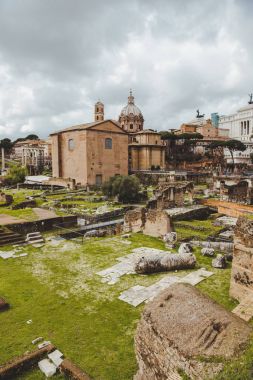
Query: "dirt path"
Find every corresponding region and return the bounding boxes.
[0,214,26,225]
[33,208,57,219]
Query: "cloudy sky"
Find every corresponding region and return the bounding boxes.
[0,0,253,139]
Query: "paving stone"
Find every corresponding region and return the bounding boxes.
[119,269,214,307]
[0,251,16,259]
[176,268,213,286]
[48,349,64,367]
[97,247,170,284]
[13,253,28,258]
[38,358,57,377]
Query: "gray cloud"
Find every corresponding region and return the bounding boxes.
[0,0,252,139]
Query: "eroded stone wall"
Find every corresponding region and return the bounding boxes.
[143,209,171,237]
[230,216,253,302]
[124,208,146,233]
[124,208,171,237]
[134,283,251,380]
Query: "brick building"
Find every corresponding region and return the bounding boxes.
[50,103,128,186]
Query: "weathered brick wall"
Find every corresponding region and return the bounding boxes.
[230,217,253,302]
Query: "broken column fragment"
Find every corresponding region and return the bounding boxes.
[135,252,196,274]
[134,283,251,380]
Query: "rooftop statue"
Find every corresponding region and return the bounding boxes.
[248,93,253,104]
[196,109,205,118]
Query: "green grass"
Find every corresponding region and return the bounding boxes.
[0,189,44,222]
[0,234,171,380]
[60,200,106,208]
[0,207,37,222]
[0,216,252,379]
[174,217,223,241]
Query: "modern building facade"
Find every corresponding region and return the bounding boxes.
[219,99,253,166]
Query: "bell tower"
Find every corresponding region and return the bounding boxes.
[94,101,104,122]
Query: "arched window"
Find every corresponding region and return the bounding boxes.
[68,139,75,151]
[130,124,133,129]
[105,138,112,149]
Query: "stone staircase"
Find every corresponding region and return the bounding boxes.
[0,227,26,247]
[26,232,44,245]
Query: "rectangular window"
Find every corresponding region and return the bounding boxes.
[105,138,112,149]
[96,174,102,186]
[68,139,75,151]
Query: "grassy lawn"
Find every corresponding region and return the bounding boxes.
[174,217,224,241]
[0,217,252,379]
[0,189,44,222]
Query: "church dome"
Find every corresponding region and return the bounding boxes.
[119,90,144,133]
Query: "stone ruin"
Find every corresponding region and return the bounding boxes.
[0,192,13,206]
[147,181,194,210]
[134,283,251,380]
[230,216,253,302]
[220,179,253,205]
[124,207,171,238]
[135,251,196,274]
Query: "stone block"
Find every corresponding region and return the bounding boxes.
[212,254,226,269]
[48,349,63,367]
[38,358,57,377]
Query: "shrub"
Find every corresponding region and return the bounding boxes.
[5,164,27,185]
[102,175,140,203]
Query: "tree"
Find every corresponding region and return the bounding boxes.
[118,176,140,203]
[26,134,39,140]
[207,140,226,172]
[102,175,140,203]
[13,134,39,144]
[5,164,27,185]
[102,175,122,197]
[207,139,247,172]
[0,138,13,154]
[224,140,246,170]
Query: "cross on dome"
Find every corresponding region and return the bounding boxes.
[128,89,135,104]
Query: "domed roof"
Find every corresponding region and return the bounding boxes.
[119,90,143,118]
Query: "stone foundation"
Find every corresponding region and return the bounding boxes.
[134,283,251,380]
[0,344,56,379]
